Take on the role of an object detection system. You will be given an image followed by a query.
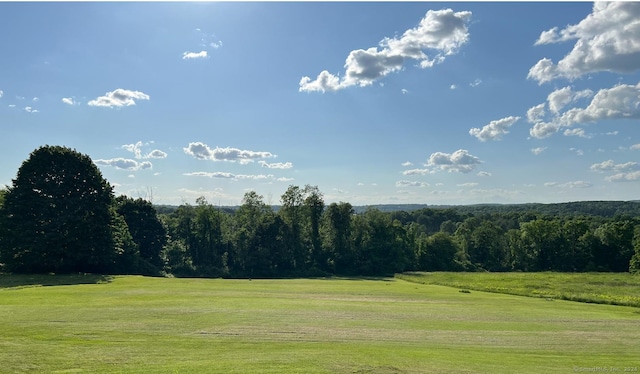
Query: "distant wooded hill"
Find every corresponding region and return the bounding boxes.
[156,201,640,218]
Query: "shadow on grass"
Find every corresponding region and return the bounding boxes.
[0,273,114,289]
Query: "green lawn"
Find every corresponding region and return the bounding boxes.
[0,274,639,373]
[397,271,640,307]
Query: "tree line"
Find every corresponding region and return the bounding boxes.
[1,145,640,276]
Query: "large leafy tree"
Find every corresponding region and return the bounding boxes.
[0,146,116,273]
[115,196,167,270]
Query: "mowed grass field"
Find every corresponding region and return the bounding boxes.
[0,274,639,373]
[397,272,640,307]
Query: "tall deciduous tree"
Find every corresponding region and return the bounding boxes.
[0,146,116,273]
[303,185,324,270]
[115,196,167,271]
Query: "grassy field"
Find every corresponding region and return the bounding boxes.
[397,272,640,307]
[0,274,639,373]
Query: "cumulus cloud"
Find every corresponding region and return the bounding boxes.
[183,142,275,164]
[590,159,640,172]
[95,158,152,171]
[147,149,168,159]
[527,82,640,139]
[547,86,593,114]
[62,97,76,105]
[527,103,546,124]
[0,90,3,98]
[401,161,413,167]
[88,89,150,108]
[556,82,640,125]
[528,2,640,84]
[299,8,472,92]
[396,180,429,188]
[605,171,640,182]
[24,106,38,113]
[258,161,293,169]
[122,141,167,160]
[631,144,640,150]
[182,51,208,60]
[427,149,481,173]
[477,171,492,177]
[469,116,520,141]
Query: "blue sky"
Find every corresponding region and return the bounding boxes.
[1,2,640,206]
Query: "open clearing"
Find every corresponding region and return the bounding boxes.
[1,274,639,373]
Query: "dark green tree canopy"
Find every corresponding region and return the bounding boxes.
[115,196,167,269]
[0,145,116,273]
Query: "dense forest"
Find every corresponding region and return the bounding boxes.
[1,146,640,277]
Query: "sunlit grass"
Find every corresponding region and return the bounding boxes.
[0,274,639,373]
[397,271,640,307]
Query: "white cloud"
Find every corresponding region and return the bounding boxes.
[469,78,482,87]
[605,171,640,182]
[529,2,640,84]
[88,88,150,108]
[24,106,38,113]
[457,182,479,187]
[184,171,275,181]
[182,51,208,60]
[529,121,559,139]
[531,147,547,155]
[402,168,431,176]
[590,159,640,172]
[122,141,167,160]
[563,128,591,138]
[95,158,152,171]
[631,144,640,150]
[0,90,3,98]
[32,97,39,102]
[183,142,275,164]
[450,84,457,90]
[547,86,593,114]
[396,180,429,188]
[258,161,293,169]
[62,97,76,105]
[401,161,413,167]
[556,82,640,126]
[427,149,481,173]
[528,81,640,139]
[123,142,144,159]
[526,103,546,124]
[477,171,492,177]
[545,181,593,188]
[569,147,584,156]
[299,8,472,93]
[401,89,409,95]
[147,150,167,159]
[469,116,520,141]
